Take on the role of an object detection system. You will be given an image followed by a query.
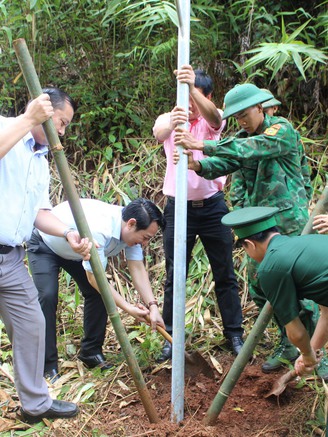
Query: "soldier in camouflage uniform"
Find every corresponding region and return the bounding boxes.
[173,83,328,380]
[230,89,313,210]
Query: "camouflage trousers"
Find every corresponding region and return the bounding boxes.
[247,257,319,338]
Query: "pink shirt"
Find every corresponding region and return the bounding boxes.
[153,111,226,201]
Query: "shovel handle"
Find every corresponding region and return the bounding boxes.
[145,315,173,344]
[285,369,297,382]
[155,325,173,344]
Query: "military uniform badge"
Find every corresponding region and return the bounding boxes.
[263,124,281,136]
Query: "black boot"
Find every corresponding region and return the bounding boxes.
[228,336,244,355]
[156,340,172,362]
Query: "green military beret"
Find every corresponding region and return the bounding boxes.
[261,89,281,109]
[222,206,279,239]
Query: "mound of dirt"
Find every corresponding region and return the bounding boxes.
[93,353,320,437]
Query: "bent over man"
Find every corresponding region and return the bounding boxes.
[27,198,166,381]
[222,206,328,379]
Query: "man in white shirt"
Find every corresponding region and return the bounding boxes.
[0,88,91,423]
[27,198,166,381]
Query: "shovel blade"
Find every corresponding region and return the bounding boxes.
[184,351,215,378]
[153,321,215,379]
[265,369,297,398]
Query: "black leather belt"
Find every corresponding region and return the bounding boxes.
[0,245,15,254]
[167,191,223,208]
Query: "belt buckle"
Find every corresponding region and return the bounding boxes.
[191,200,204,208]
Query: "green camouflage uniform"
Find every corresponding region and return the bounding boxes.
[230,128,313,214]
[199,113,318,334]
[200,114,311,233]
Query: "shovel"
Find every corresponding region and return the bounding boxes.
[148,317,214,378]
[265,350,322,398]
[265,369,297,398]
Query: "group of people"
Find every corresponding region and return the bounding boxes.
[172,75,328,379]
[156,67,328,380]
[1,63,327,423]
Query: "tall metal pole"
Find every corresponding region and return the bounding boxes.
[13,38,159,424]
[171,0,190,423]
[203,185,328,425]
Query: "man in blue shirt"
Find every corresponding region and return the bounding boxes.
[27,198,166,381]
[0,89,91,423]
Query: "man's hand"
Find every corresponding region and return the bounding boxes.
[66,231,92,261]
[130,304,165,331]
[174,127,204,151]
[169,106,188,130]
[294,349,320,377]
[148,304,165,331]
[129,303,150,322]
[24,94,55,127]
[173,148,202,172]
[174,64,196,91]
[312,214,328,234]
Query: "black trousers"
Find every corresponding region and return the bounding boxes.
[162,193,243,338]
[27,231,108,372]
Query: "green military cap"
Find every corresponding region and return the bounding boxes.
[261,88,281,109]
[222,206,279,239]
[222,84,273,119]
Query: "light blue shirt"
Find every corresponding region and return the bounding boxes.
[0,116,51,246]
[40,199,143,271]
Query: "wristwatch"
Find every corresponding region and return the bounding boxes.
[63,228,76,241]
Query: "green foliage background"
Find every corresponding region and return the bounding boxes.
[0,0,327,153]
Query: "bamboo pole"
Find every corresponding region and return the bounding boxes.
[171,0,190,424]
[13,38,159,424]
[204,301,273,425]
[203,185,328,426]
[301,186,328,235]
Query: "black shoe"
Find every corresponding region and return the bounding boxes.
[156,340,172,363]
[78,353,112,371]
[44,368,60,383]
[20,399,79,423]
[228,336,244,355]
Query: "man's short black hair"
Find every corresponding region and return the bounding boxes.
[235,226,279,248]
[122,198,166,231]
[42,87,77,112]
[194,69,213,97]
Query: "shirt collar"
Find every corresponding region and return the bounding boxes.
[112,210,124,242]
[24,133,49,155]
[260,113,272,132]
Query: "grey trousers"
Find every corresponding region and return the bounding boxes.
[0,247,52,414]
